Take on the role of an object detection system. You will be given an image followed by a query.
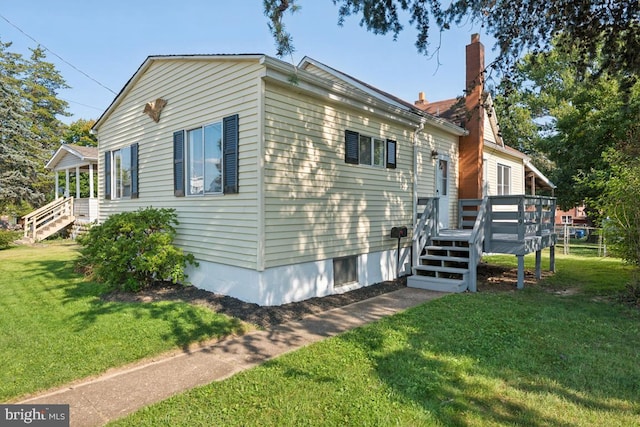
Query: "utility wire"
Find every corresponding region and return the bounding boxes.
[0,12,117,95]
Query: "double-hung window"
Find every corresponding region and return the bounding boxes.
[104,143,138,200]
[497,163,511,195]
[187,123,222,195]
[345,130,396,169]
[358,135,386,167]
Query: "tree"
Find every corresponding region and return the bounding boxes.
[493,45,640,213]
[62,119,97,147]
[264,0,640,86]
[0,41,43,211]
[0,39,70,212]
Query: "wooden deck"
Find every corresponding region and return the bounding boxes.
[411,195,557,292]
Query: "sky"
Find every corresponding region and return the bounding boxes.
[0,1,498,124]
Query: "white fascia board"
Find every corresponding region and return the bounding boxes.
[525,159,556,189]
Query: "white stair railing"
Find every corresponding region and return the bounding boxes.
[23,197,74,242]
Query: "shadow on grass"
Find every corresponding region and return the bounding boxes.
[29,258,246,351]
[338,294,639,426]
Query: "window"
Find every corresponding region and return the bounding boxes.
[333,256,358,287]
[497,163,511,195]
[174,114,239,197]
[561,215,573,225]
[104,143,138,200]
[344,130,396,168]
[187,123,222,195]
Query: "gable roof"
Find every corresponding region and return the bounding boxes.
[93,54,265,130]
[45,144,98,170]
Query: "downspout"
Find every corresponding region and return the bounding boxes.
[412,120,425,270]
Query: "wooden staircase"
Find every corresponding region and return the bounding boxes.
[408,196,488,293]
[22,197,76,243]
[409,232,472,292]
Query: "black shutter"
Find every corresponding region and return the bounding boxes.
[386,139,397,169]
[104,151,111,199]
[345,130,359,164]
[223,114,239,194]
[173,130,185,197]
[130,143,139,198]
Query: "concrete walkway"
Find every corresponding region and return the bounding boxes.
[19,287,444,426]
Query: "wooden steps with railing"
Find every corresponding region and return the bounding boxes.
[21,197,76,243]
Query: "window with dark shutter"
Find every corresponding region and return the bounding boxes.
[223,114,239,194]
[173,130,185,197]
[104,151,111,199]
[345,130,359,164]
[386,139,397,169]
[130,143,139,198]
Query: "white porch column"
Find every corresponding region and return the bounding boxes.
[54,172,59,200]
[89,163,94,198]
[65,169,70,197]
[75,166,81,198]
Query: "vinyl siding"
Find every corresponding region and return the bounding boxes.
[262,84,414,268]
[416,128,459,226]
[483,147,525,196]
[483,111,496,143]
[96,58,263,270]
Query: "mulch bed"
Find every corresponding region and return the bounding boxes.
[103,264,548,328]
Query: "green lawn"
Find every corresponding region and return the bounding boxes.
[0,241,247,401]
[113,251,640,426]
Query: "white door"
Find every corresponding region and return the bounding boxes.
[436,156,450,229]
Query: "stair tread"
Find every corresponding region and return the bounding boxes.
[425,245,470,252]
[414,265,469,274]
[420,254,470,262]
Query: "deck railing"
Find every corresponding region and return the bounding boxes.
[484,195,556,251]
[466,194,489,292]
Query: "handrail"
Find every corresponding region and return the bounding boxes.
[412,197,438,268]
[23,197,74,241]
[466,193,489,292]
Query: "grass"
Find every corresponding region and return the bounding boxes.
[0,241,247,401]
[112,251,640,426]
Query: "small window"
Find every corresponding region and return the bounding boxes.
[561,215,573,225]
[333,256,358,287]
[345,130,390,168]
[497,163,511,195]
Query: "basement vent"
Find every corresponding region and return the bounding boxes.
[333,256,358,287]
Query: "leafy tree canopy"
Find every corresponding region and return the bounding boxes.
[264,0,640,86]
[62,119,97,147]
[494,43,640,217]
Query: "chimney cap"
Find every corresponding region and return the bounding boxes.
[471,33,480,43]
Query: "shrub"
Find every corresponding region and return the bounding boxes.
[77,207,197,291]
[0,230,20,249]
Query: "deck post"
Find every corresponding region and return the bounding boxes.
[550,245,556,272]
[535,249,542,279]
[517,255,525,289]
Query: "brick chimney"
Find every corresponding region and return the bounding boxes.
[415,91,428,107]
[458,33,485,200]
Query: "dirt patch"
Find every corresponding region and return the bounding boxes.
[103,277,408,329]
[476,262,553,292]
[103,264,553,328]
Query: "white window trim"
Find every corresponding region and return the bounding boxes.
[497,163,511,195]
[358,134,386,168]
[186,120,224,197]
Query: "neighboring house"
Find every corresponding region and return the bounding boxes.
[556,205,589,226]
[22,144,99,242]
[92,53,466,306]
[414,34,555,199]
